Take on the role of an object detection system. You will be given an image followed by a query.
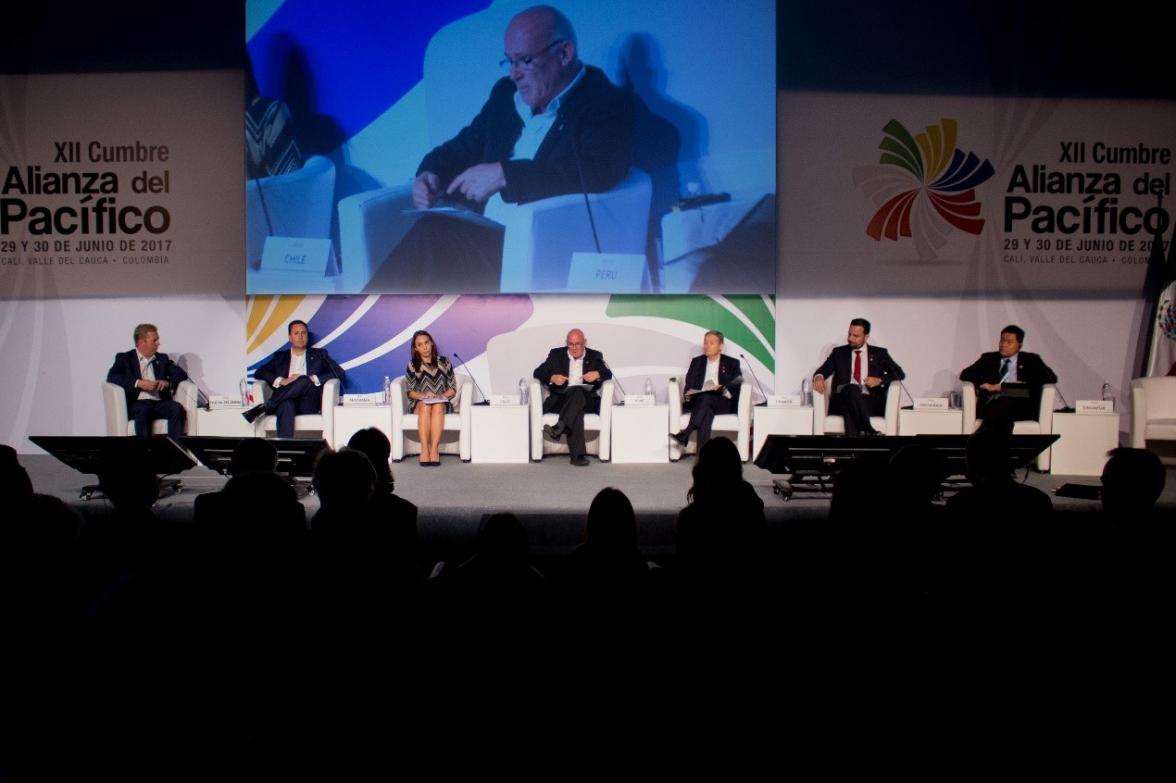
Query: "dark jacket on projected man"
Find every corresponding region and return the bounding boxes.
[365,66,636,293]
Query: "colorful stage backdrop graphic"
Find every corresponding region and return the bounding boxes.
[244,0,776,295]
[780,92,1176,296]
[245,292,776,403]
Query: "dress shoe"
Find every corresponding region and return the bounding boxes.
[670,429,691,447]
[570,455,590,466]
[543,423,564,440]
[241,404,266,424]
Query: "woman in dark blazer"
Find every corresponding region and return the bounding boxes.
[672,330,742,450]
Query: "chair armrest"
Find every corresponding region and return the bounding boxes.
[457,379,473,461]
[175,380,199,434]
[883,381,902,436]
[812,385,828,435]
[1037,384,1057,433]
[667,377,683,422]
[320,379,340,444]
[254,379,274,403]
[962,382,978,433]
[596,380,615,460]
[530,379,545,460]
[337,184,414,291]
[736,380,753,460]
[1131,377,1147,448]
[103,382,129,436]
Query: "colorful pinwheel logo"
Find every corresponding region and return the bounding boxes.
[853,118,994,259]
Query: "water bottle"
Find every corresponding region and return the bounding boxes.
[644,377,654,397]
[383,375,391,405]
[239,377,249,406]
[1101,382,1112,401]
[801,377,811,406]
[518,377,528,404]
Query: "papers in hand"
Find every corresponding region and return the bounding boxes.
[418,397,449,405]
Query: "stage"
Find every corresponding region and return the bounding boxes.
[21,451,1168,563]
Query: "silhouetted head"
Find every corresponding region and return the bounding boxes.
[230,437,278,476]
[313,449,375,510]
[347,427,394,491]
[688,437,743,503]
[0,444,34,500]
[1102,447,1165,515]
[586,487,637,550]
[221,471,305,538]
[476,512,529,564]
[965,430,1011,484]
[890,443,946,506]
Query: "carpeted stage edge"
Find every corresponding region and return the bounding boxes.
[21,453,1174,562]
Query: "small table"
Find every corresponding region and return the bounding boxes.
[195,407,257,438]
[611,404,670,464]
[472,405,530,463]
[899,408,964,435]
[1050,412,1120,476]
[332,405,393,450]
[753,406,813,457]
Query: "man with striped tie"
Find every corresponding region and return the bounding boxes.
[960,325,1057,435]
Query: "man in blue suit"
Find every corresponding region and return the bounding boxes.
[105,323,189,437]
[244,320,345,438]
[812,318,905,437]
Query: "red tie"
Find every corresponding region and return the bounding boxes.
[853,350,862,383]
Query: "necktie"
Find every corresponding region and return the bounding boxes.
[853,350,862,383]
[1000,357,1011,381]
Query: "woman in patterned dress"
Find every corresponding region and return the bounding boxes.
[405,330,456,466]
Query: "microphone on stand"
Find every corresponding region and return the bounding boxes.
[452,352,490,406]
[739,353,769,406]
[600,358,626,405]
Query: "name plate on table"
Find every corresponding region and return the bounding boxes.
[260,237,334,275]
[766,394,802,407]
[342,393,383,406]
[568,252,646,292]
[914,397,950,410]
[1076,399,1114,414]
[624,394,656,407]
[489,394,522,406]
[207,395,242,410]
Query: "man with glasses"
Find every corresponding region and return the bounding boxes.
[366,5,635,293]
[533,328,613,466]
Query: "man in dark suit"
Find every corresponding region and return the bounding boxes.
[244,320,345,438]
[672,330,742,449]
[365,5,636,293]
[105,323,189,437]
[533,328,612,465]
[812,318,905,437]
[960,324,1057,434]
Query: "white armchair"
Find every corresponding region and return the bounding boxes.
[103,380,199,437]
[666,377,753,462]
[337,169,651,293]
[253,378,340,442]
[813,380,902,437]
[529,379,614,462]
[389,374,472,462]
[1130,376,1176,451]
[962,382,1057,471]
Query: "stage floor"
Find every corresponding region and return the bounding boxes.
[21,452,1166,560]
